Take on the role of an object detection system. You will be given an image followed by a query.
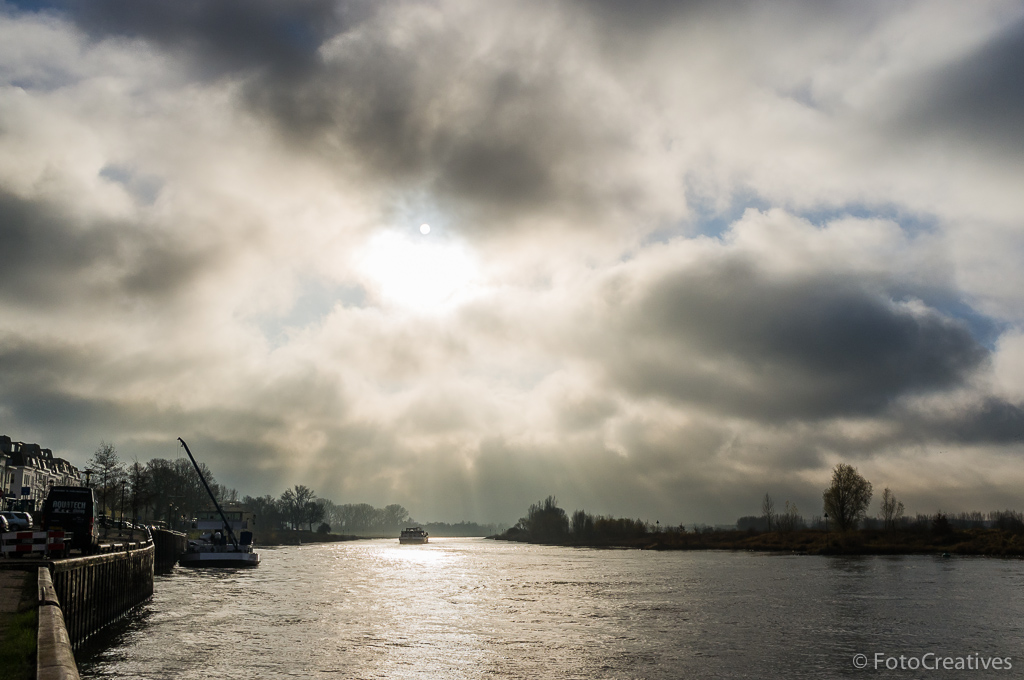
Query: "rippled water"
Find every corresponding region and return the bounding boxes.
[78,539,1024,678]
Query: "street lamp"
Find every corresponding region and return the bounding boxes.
[82,468,93,486]
[824,512,830,548]
[120,480,126,533]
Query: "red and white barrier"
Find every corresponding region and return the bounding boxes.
[1,530,68,556]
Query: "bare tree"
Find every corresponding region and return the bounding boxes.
[879,487,905,532]
[280,485,317,530]
[823,463,873,532]
[127,459,150,524]
[778,501,801,532]
[88,442,125,516]
[571,509,594,538]
[381,503,410,532]
[306,499,325,532]
[279,489,297,529]
[761,493,776,532]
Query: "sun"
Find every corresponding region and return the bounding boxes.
[356,229,478,311]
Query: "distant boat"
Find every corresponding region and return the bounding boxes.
[177,438,260,568]
[399,527,429,544]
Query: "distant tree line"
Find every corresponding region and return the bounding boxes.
[503,496,656,544]
[315,501,410,535]
[501,463,1024,552]
[80,442,500,536]
[240,498,504,536]
[85,442,236,527]
[420,521,506,537]
[242,485,326,532]
[756,463,1024,536]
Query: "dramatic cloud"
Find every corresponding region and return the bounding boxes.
[1,0,1022,524]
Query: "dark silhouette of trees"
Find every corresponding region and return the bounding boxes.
[127,459,151,523]
[516,496,569,542]
[594,516,647,540]
[778,501,802,532]
[142,457,226,527]
[822,463,873,532]
[510,503,648,543]
[761,493,776,532]
[88,442,125,516]
[952,511,985,529]
[571,509,594,538]
[243,494,284,531]
[310,500,414,534]
[334,502,378,532]
[879,487,905,532]
[279,485,317,530]
[306,497,325,531]
[381,503,411,530]
[420,520,504,537]
[989,510,1024,533]
[932,511,953,537]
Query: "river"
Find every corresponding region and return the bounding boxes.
[78,538,1024,678]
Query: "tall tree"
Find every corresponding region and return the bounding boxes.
[127,459,151,524]
[879,487,905,532]
[336,503,378,533]
[779,501,801,532]
[381,504,410,532]
[292,485,316,529]
[761,493,776,532]
[142,457,221,527]
[243,495,284,531]
[279,485,316,530]
[517,496,569,543]
[279,489,297,529]
[823,463,873,532]
[306,500,325,531]
[88,442,125,516]
[571,509,594,538]
[173,458,218,518]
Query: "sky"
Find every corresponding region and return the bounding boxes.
[1,0,1023,525]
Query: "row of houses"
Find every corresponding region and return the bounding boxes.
[1,435,82,511]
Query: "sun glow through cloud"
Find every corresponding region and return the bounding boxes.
[2,0,1024,526]
[356,230,480,311]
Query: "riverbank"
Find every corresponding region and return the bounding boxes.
[494,528,1024,556]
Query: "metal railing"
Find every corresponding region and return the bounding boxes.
[48,539,155,648]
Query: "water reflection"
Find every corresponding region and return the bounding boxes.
[79,540,1024,679]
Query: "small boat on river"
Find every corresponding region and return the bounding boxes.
[177,437,261,568]
[399,527,429,544]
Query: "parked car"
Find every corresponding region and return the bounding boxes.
[0,511,31,530]
[0,515,9,533]
[40,487,99,554]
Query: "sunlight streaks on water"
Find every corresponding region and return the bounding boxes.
[79,539,1024,679]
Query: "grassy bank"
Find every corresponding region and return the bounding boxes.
[496,527,1024,556]
[0,573,38,680]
